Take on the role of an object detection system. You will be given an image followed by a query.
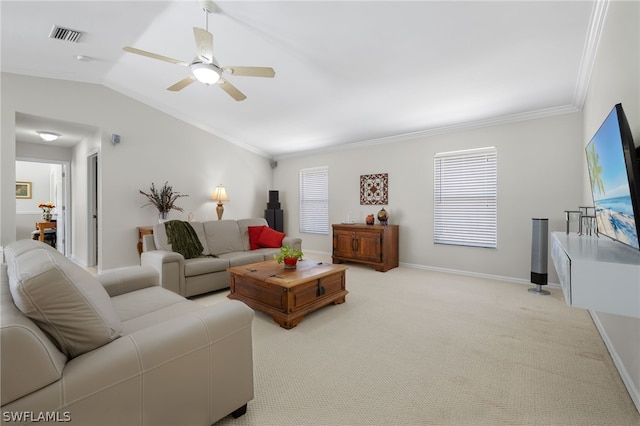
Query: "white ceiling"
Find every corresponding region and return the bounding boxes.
[2,1,599,158]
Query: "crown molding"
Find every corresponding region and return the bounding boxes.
[275,104,581,161]
[573,0,610,109]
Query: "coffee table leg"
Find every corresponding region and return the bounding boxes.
[274,315,304,330]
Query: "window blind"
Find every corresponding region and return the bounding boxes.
[434,147,497,248]
[299,166,329,234]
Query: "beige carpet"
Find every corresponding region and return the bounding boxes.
[194,255,640,426]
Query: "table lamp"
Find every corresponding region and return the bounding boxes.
[211,185,229,220]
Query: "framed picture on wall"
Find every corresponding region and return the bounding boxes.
[360,173,388,205]
[16,181,32,199]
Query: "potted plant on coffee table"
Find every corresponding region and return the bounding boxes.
[274,245,304,269]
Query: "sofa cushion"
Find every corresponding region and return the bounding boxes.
[1,263,68,406]
[5,240,123,358]
[184,257,230,277]
[164,220,205,259]
[111,285,185,322]
[188,221,210,255]
[154,221,209,257]
[217,251,266,267]
[249,247,282,260]
[248,226,266,250]
[237,218,270,251]
[153,222,173,252]
[257,227,286,248]
[203,220,245,255]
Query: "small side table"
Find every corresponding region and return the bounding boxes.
[137,226,154,256]
[35,221,57,242]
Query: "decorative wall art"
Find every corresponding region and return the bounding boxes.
[360,173,388,205]
[16,181,32,199]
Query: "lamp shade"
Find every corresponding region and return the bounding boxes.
[211,185,229,202]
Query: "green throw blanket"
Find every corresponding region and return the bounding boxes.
[164,220,216,259]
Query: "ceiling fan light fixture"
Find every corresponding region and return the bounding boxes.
[191,62,221,85]
[37,131,60,142]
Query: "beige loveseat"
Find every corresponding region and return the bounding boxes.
[1,240,254,426]
[141,218,302,297]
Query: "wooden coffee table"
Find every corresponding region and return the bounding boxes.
[228,259,348,329]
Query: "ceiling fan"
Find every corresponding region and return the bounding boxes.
[122,2,275,101]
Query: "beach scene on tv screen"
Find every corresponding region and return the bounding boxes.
[586,111,639,250]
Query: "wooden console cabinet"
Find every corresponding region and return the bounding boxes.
[332,224,399,272]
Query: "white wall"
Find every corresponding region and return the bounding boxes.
[274,112,583,284]
[581,0,640,411]
[1,73,273,270]
[15,161,51,213]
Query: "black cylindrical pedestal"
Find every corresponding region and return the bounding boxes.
[529,218,550,295]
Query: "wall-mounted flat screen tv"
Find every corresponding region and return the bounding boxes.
[585,103,640,250]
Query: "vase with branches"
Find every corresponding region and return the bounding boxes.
[139,182,188,222]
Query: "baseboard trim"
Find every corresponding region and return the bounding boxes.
[589,310,640,414]
[305,250,561,289]
[400,261,562,289]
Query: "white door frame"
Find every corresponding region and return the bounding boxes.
[87,151,99,267]
[15,158,71,257]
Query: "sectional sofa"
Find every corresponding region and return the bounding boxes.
[141,218,302,297]
[1,240,254,425]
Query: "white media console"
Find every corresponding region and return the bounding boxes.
[550,232,640,318]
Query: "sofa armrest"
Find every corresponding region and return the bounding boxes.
[27,300,255,425]
[98,265,159,297]
[140,250,185,296]
[282,237,302,251]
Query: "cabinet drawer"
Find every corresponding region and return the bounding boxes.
[231,276,286,311]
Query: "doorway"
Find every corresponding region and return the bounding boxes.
[15,160,70,256]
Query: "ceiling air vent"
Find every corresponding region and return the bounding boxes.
[49,25,83,43]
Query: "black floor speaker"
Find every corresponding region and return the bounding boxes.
[265,190,284,232]
[529,218,550,295]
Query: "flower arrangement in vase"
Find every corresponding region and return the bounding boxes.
[139,182,188,223]
[38,202,55,221]
[274,245,304,269]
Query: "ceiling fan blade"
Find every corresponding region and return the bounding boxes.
[223,66,275,78]
[218,78,247,101]
[167,76,197,92]
[193,27,213,63]
[123,46,189,67]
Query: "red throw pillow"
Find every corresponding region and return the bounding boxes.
[257,227,286,248]
[248,226,266,250]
